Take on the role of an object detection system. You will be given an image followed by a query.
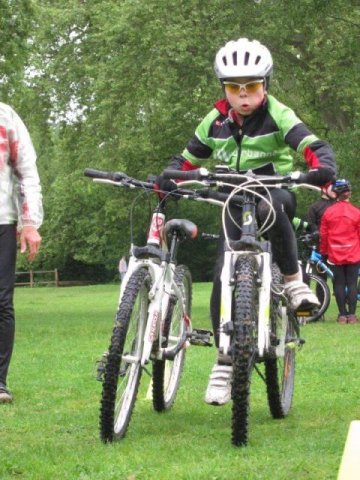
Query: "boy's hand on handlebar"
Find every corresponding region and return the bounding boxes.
[154,175,178,199]
[303,168,334,186]
[290,168,334,187]
[289,171,308,183]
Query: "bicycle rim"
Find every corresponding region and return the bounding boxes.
[265,309,296,418]
[100,268,149,442]
[152,265,192,411]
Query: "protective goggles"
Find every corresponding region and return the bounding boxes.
[223,79,264,94]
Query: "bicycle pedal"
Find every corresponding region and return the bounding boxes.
[188,329,213,347]
[286,338,306,349]
[295,304,319,318]
[95,351,108,382]
[295,310,312,317]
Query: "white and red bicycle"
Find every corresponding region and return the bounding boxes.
[85,166,318,446]
[85,168,211,443]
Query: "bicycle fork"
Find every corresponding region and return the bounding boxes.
[256,251,272,357]
[218,249,274,359]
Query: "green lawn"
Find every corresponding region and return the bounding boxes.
[1,283,359,480]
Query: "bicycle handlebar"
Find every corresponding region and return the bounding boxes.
[84,167,157,190]
[84,168,128,182]
[163,169,207,181]
[298,232,319,245]
[162,167,309,186]
[84,167,317,207]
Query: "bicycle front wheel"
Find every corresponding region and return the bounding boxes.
[152,265,192,411]
[301,273,330,323]
[100,268,150,442]
[232,256,258,447]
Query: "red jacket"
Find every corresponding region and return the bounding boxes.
[320,201,360,265]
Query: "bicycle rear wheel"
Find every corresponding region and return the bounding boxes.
[300,273,330,323]
[231,256,258,446]
[265,264,297,417]
[100,268,150,442]
[265,316,296,418]
[152,265,192,411]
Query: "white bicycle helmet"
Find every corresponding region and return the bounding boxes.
[214,38,273,80]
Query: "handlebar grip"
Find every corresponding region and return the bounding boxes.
[84,168,110,179]
[84,168,127,182]
[288,171,308,184]
[162,169,205,181]
[199,189,244,205]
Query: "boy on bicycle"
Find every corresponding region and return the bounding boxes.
[157,38,336,405]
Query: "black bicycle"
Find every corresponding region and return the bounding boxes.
[86,166,318,446]
[162,166,319,446]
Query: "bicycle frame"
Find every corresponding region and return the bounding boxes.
[306,248,334,278]
[119,209,191,367]
[162,167,319,361]
[218,193,274,359]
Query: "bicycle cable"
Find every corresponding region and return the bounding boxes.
[220,177,277,251]
[128,189,152,246]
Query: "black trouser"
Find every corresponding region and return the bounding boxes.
[210,189,297,347]
[0,225,17,386]
[332,263,359,316]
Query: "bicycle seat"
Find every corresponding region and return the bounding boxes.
[164,219,198,240]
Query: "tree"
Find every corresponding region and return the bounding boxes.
[0,0,34,99]
[10,0,360,280]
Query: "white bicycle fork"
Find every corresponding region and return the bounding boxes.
[218,250,273,359]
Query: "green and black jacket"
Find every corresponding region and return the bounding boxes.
[169,95,336,176]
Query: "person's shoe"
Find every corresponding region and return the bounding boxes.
[347,314,358,324]
[284,280,320,311]
[204,363,232,406]
[0,384,12,403]
[337,315,348,324]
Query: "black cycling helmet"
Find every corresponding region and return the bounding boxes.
[332,179,351,195]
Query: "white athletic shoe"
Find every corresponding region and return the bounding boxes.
[284,280,320,311]
[204,363,232,406]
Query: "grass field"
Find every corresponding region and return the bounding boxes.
[1,283,359,480]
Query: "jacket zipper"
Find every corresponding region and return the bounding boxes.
[236,127,243,172]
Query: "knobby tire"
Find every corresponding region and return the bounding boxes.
[265,264,296,418]
[100,268,149,442]
[264,264,298,419]
[232,256,258,447]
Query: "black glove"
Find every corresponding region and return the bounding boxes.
[303,168,334,187]
[154,175,178,199]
